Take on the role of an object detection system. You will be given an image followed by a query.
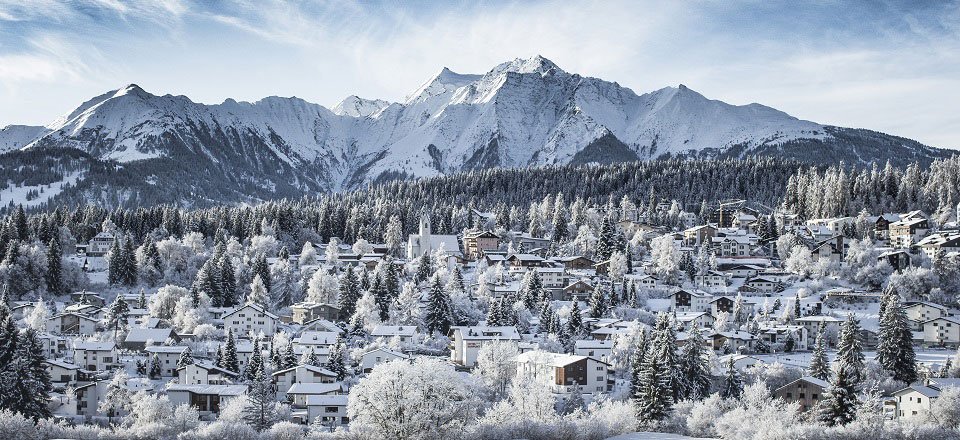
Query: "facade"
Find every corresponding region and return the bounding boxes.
[449,325,521,367]
[889,218,929,249]
[223,303,280,338]
[515,351,613,395]
[177,362,238,385]
[773,376,828,412]
[47,312,98,335]
[167,384,247,414]
[669,290,712,313]
[893,385,941,419]
[407,213,462,259]
[463,231,500,259]
[86,232,116,256]
[290,302,342,324]
[144,345,189,377]
[921,316,960,346]
[360,347,409,373]
[73,341,117,371]
[273,365,338,401]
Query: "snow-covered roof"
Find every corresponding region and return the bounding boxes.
[222,303,280,320]
[145,345,189,354]
[287,382,343,395]
[305,394,349,406]
[73,341,115,351]
[893,385,941,398]
[516,350,609,367]
[294,331,339,345]
[124,327,177,343]
[272,364,336,377]
[450,325,521,340]
[167,384,247,396]
[370,325,417,337]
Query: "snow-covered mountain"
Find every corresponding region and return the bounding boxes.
[0,55,949,206]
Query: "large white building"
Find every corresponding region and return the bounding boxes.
[448,326,521,367]
[407,213,461,259]
[515,351,612,395]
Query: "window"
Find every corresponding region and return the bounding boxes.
[325,406,338,413]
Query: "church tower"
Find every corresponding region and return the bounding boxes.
[419,212,432,254]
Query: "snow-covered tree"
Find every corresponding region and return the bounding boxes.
[305,269,339,304]
[876,288,917,384]
[247,275,269,309]
[475,340,518,399]
[298,241,318,266]
[424,274,453,335]
[649,234,681,285]
[809,321,831,381]
[24,296,49,332]
[99,369,132,421]
[243,377,279,432]
[719,357,742,399]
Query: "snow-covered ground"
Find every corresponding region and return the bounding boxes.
[608,433,715,440]
[0,171,83,208]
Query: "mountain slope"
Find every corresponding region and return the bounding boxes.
[0,55,951,208]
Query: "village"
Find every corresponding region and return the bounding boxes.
[3,195,960,439]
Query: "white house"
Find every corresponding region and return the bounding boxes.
[370,325,417,343]
[293,331,340,353]
[176,362,238,385]
[86,231,115,256]
[573,340,613,363]
[360,347,409,373]
[167,384,247,415]
[906,302,955,330]
[286,382,345,407]
[144,345,189,377]
[668,290,713,313]
[47,312,98,335]
[448,325,522,367]
[46,359,82,384]
[893,384,942,419]
[223,303,280,338]
[73,341,117,371]
[515,351,612,395]
[272,364,338,401]
[302,394,350,428]
[921,316,960,346]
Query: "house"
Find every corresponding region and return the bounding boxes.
[916,232,960,261]
[712,236,752,257]
[222,303,280,338]
[370,325,416,343]
[144,345,189,377]
[710,296,736,316]
[360,347,409,373]
[46,359,82,384]
[921,316,960,346]
[515,351,613,395]
[760,325,809,351]
[290,302,342,324]
[293,331,340,352]
[73,341,117,371]
[893,384,942,419]
[167,384,248,414]
[795,316,843,344]
[518,267,567,289]
[463,231,500,259]
[74,381,105,417]
[889,218,929,248]
[869,214,901,240]
[722,264,763,278]
[448,325,522,367]
[741,276,782,294]
[573,340,613,363]
[669,290,713,313]
[774,376,829,412]
[674,312,715,330]
[683,224,717,246]
[503,231,552,252]
[561,280,595,302]
[628,274,659,289]
[302,394,350,428]
[122,327,180,350]
[70,291,107,307]
[407,213,462,259]
[905,302,955,330]
[708,331,756,352]
[286,382,345,407]
[177,361,238,385]
[85,232,115,256]
[46,312,98,335]
[273,364,338,400]
[554,256,596,270]
[506,253,547,269]
[879,250,912,271]
[695,270,727,289]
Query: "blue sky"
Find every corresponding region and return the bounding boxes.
[1,0,958,148]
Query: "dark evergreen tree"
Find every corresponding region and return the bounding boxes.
[836,314,866,387]
[809,321,831,381]
[149,353,162,379]
[45,236,63,295]
[567,300,584,338]
[679,326,710,400]
[177,346,195,369]
[588,285,608,319]
[424,275,453,335]
[223,330,240,373]
[107,238,122,285]
[326,334,348,380]
[877,289,917,384]
[252,253,271,293]
[818,365,859,426]
[719,357,742,399]
[243,377,277,432]
[338,266,361,320]
[220,255,237,307]
[10,328,52,420]
[107,294,130,338]
[595,217,616,261]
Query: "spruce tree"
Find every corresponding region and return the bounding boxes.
[877,289,917,384]
[326,335,348,380]
[424,274,453,335]
[338,266,361,320]
[719,357,742,399]
[680,326,710,400]
[11,328,52,420]
[137,288,146,309]
[121,236,138,285]
[486,298,503,326]
[595,217,616,261]
[589,285,608,319]
[635,333,673,425]
[45,236,63,295]
[177,347,195,369]
[244,337,265,382]
[567,300,584,338]
[818,364,859,426]
[223,330,240,373]
[149,353,162,378]
[538,302,553,334]
[252,253,271,293]
[220,256,237,307]
[282,341,297,369]
[836,314,865,387]
[809,321,831,381]
[243,377,278,432]
[107,294,130,338]
[107,238,122,285]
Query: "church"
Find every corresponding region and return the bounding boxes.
[406,213,462,260]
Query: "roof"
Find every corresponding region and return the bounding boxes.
[223,303,280,320]
[305,394,349,406]
[45,359,79,370]
[272,364,337,377]
[449,325,521,340]
[796,315,842,323]
[124,327,177,343]
[177,361,238,377]
[362,347,407,358]
[73,341,115,351]
[370,325,416,337]
[515,350,610,367]
[893,385,941,398]
[776,376,830,392]
[167,384,247,396]
[144,345,189,354]
[287,382,343,395]
[294,331,339,345]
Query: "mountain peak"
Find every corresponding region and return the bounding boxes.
[405,67,482,104]
[332,95,390,117]
[115,83,150,99]
[493,55,563,76]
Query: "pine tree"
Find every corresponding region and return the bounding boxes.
[45,236,63,295]
[424,275,453,335]
[301,347,321,367]
[589,285,608,319]
[372,275,390,322]
[877,288,917,384]
[794,293,801,318]
[149,353,162,379]
[223,330,240,373]
[282,341,297,369]
[679,326,710,400]
[415,253,433,284]
[818,364,859,426]
[177,347,194,369]
[243,377,278,432]
[567,300,584,338]
[595,217,616,261]
[252,253,271,293]
[214,346,224,368]
[248,275,269,308]
[809,321,831,381]
[107,238,122,285]
[10,328,52,420]
[719,357,742,399]
[220,256,237,307]
[244,337,265,382]
[338,266,361,320]
[538,302,553,334]
[326,334,348,380]
[107,294,130,338]
[836,314,865,387]
[486,297,502,326]
[136,359,147,376]
[635,332,674,425]
[121,236,138,285]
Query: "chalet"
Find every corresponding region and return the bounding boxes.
[774,376,829,412]
[905,302,955,330]
[721,264,763,278]
[463,230,500,259]
[506,253,547,269]
[449,325,521,367]
[273,364,338,400]
[121,327,180,350]
[290,302,341,324]
[73,341,117,371]
[177,361,238,385]
[708,331,756,352]
[286,382,345,407]
[694,270,726,289]
[710,296,736,315]
[222,303,280,338]
[46,359,82,384]
[144,345,189,377]
[921,316,960,346]
[74,381,104,417]
[760,325,809,351]
[668,290,712,313]
[561,280,595,302]
[553,256,596,271]
[878,250,912,271]
[70,291,106,307]
[627,274,659,289]
[775,212,804,229]
[889,218,929,248]
[167,384,247,415]
[515,351,613,395]
[674,312,715,330]
[360,347,409,373]
[503,231,551,252]
[869,214,901,241]
[370,325,416,343]
[741,276,782,294]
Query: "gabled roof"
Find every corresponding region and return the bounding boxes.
[287,382,343,395]
[167,384,247,396]
[222,303,280,320]
[893,384,941,398]
[176,361,238,377]
[73,341,115,351]
[775,376,829,392]
[272,364,337,377]
[124,327,177,343]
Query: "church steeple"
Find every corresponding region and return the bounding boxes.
[419,212,432,238]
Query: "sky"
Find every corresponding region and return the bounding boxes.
[0,0,958,149]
